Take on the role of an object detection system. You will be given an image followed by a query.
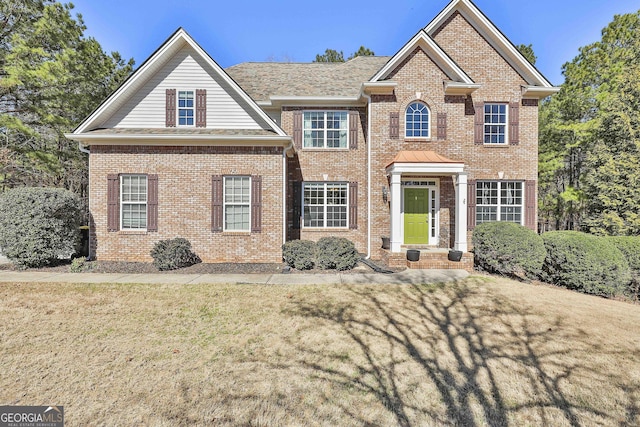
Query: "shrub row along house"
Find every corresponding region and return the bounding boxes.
[66,0,558,269]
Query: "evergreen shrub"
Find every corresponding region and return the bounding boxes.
[150,237,201,271]
[471,222,546,278]
[316,237,359,271]
[607,236,640,298]
[541,231,630,297]
[282,240,316,270]
[0,187,82,268]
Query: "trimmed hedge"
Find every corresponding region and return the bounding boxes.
[316,237,359,271]
[282,237,360,271]
[0,187,82,268]
[150,237,201,271]
[541,231,630,297]
[607,236,640,298]
[282,240,316,270]
[472,222,546,279]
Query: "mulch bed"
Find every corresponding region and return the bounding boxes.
[0,259,396,275]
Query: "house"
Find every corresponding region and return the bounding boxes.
[66,0,558,270]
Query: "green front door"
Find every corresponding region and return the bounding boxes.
[404,188,429,244]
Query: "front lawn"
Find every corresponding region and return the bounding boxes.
[1,277,639,426]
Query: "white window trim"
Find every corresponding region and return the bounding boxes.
[177,89,195,127]
[476,180,523,225]
[223,175,251,232]
[120,174,147,231]
[302,111,349,149]
[302,182,349,229]
[483,103,509,145]
[405,101,431,139]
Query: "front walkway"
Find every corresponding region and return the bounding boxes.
[0,269,469,285]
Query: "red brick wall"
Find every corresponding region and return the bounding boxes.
[89,145,284,263]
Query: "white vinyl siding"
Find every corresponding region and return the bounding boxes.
[102,46,264,129]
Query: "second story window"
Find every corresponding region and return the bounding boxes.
[178,91,194,126]
[405,102,430,138]
[484,103,507,144]
[303,111,348,148]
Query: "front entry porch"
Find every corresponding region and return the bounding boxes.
[385,151,468,254]
[378,247,474,272]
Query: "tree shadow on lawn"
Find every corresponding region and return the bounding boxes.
[285,279,639,426]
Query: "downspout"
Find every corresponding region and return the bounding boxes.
[78,141,91,259]
[363,93,372,259]
[282,141,294,247]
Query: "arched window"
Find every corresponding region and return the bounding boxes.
[405,102,430,138]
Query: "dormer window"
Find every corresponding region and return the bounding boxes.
[178,91,194,126]
[405,102,430,138]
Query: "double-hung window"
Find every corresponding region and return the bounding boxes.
[303,182,348,228]
[178,90,194,126]
[476,181,523,224]
[121,175,147,230]
[224,176,250,231]
[405,102,430,138]
[303,111,348,148]
[484,103,507,144]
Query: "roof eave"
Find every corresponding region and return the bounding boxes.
[444,81,481,96]
[65,132,293,147]
[361,81,398,96]
[521,85,561,99]
[261,96,366,108]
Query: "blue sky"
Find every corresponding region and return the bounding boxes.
[71,0,639,86]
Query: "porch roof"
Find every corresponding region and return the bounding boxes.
[385,150,461,168]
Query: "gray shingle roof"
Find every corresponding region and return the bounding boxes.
[226,56,391,102]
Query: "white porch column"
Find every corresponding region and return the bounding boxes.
[454,172,468,252]
[389,172,403,252]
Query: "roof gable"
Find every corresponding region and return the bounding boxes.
[73,28,286,137]
[370,30,475,86]
[425,0,555,89]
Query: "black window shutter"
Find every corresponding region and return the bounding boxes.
[467,180,476,231]
[510,102,519,145]
[474,103,484,144]
[293,182,302,229]
[196,89,207,127]
[349,181,358,229]
[437,112,447,140]
[147,174,158,232]
[251,175,262,233]
[293,111,303,149]
[107,174,119,232]
[525,180,536,231]
[389,112,399,139]
[349,111,358,149]
[211,175,223,232]
[166,89,176,127]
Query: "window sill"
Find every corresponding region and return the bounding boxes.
[302,227,350,232]
[482,143,510,147]
[220,231,252,236]
[118,230,147,235]
[404,137,432,142]
[301,148,350,152]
